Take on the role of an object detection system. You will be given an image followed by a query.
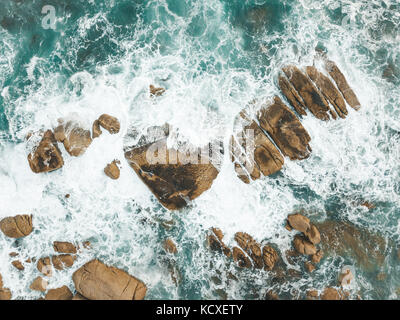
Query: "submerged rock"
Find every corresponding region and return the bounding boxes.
[124,125,220,210]
[257,96,312,160]
[72,259,147,300]
[163,238,178,254]
[104,160,121,180]
[27,130,64,173]
[54,120,92,157]
[45,286,73,300]
[98,114,120,134]
[0,215,33,239]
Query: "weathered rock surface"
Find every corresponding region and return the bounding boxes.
[11,260,24,271]
[207,228,231,258]
[54,120,92,157]
[282,66,331,120]
[52,254,76,270]
[258,96,312,160]
[45,286,73,300]
[235,232,263,269]
[125,126,220,210]
[305,224,321,245]
[92,120,102,139]
[30,277,47,292]
[231,110,284,183]
[0,215,33,238]
[311,250,324,264]
[306,66,348,119]
[163,238,177,254]
[98,114,120,134]
[150,84,166,97]
[278,75,307,116]
[53,241,77,254]
[315,220,386,271]
[293,235,317,255]
[287,213,310,234]
[27,130,64,173]
[37,257,53,277]
[262,246,279,271]
[232,247,252,268]
[325,60,361,110]
[72,259,147,300]
[104,160,121,180]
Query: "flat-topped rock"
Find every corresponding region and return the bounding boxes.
[124,125,220,210]
[0,215,33,239]
[282,65,331,120]
[231,110,284,183]
[258,96,312,160]
[27,130,64,173]
[72,259,147,300]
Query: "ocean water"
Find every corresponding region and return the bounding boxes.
[0,0,399,300]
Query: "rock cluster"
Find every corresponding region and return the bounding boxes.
[207,229,279,271]
[72,259,147,300]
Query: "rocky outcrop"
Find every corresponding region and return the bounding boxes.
[30,277,47,292]
[257,96,312,160]
[150,84,166,97]
[44,286,73,300]
[98,114,120,134]
[0,274,11,300]
[27,130,64,173]
[124,125,220,210]
[54,120,92,157]
[278,59,361,120]
[72,259,147,300]
[0,215,33,238]
[104,160,121,180]
[230,109,284,183]
[207,228,231,258]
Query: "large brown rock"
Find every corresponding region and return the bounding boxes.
[287,213,310,234]
[54,120,92,157]
[72,259,147,300]
[45,286,73,300]
[315,220,386,271]
[27,130,64,173]
[98,114,120,134]
[306,66,348,119]
[0,215,33,238]
[325,60,361,110]
[231,110,284,183]
[258,97,312,160]
[124,126,220,210]
[234,232,263,269]
[53,241,77,254]
[282,66,331,120]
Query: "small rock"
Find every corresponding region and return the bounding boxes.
[53,241,77,254]
[232,247,252,268]
[305,261,315,273]
[338,266,354,286]
[37,257,53,277]
[98,114,120,134]
[150,84,166,97]
[9,252,18,257]
[311,250,324,264]
[52,254,76,270]
[163,238,177,254]
[11,260,24,271]
[321,287,340,300]
[30,277,48,292]
[0,215,33,238]
[287,213,310,234]
[92,119,102,139]
[45,286,73,300]
[104,160,121,180]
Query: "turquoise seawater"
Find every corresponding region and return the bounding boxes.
[0,0,399,299]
